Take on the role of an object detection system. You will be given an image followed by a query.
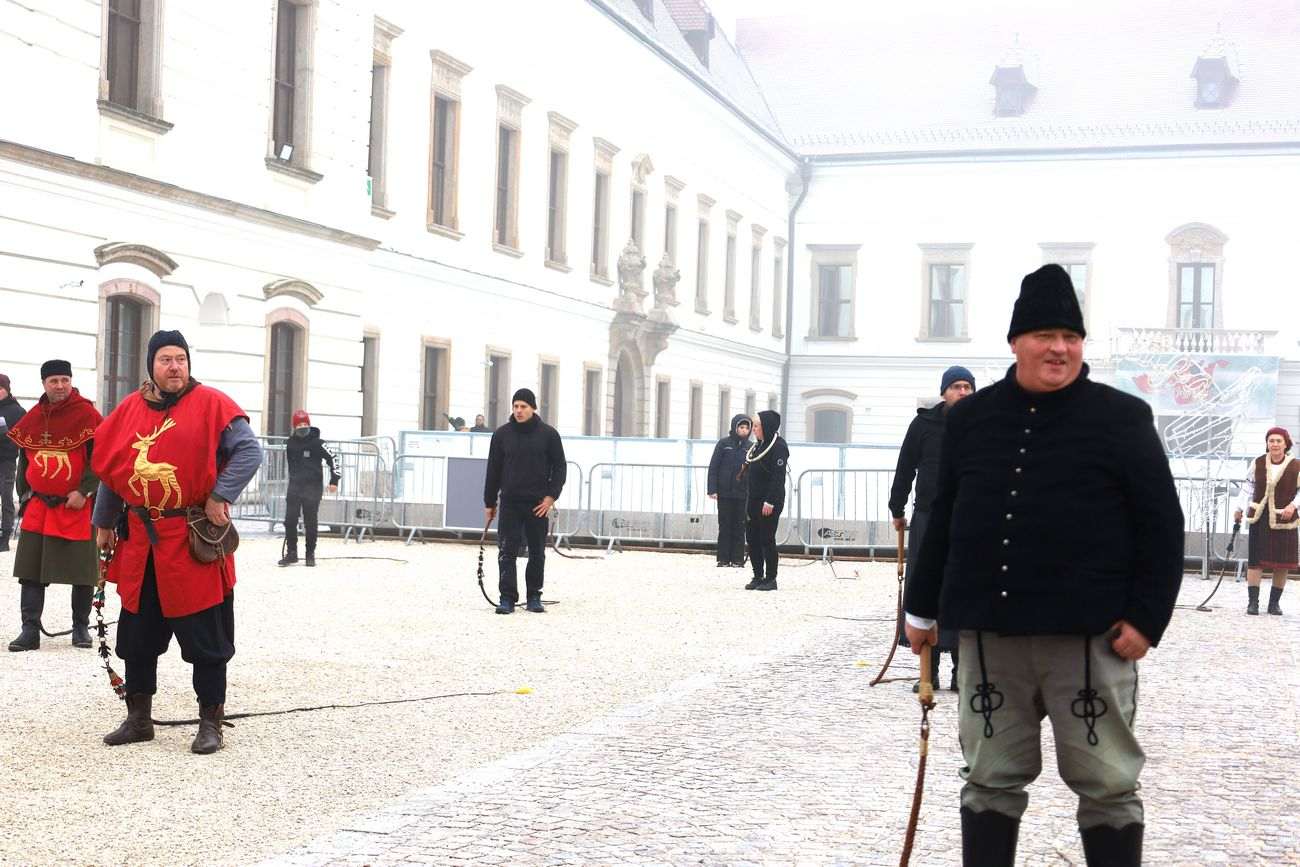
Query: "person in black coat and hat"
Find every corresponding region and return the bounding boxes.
[484,388,566,614]
[741,409,788,591]
[708,413,752,567]
[890,365,974,691]
[904,265,1184,867]
[277,409,340,568]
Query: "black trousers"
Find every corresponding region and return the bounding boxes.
[0,456,15,535]
[116,555,235,706]
[746,497,783,579]
[284,491,321,555]
[716,497,746,564]
[497,499,547,603]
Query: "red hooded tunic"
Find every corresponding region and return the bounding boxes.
[6,388,101,540]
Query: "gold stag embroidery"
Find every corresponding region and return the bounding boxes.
[33,449,72,480]
[128,419,183,509]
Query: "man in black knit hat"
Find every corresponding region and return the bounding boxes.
[741,409,788,591]
[904,265,1184,866]
[484,388,566,614]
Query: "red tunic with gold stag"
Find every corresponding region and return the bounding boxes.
[6,388,101,540]
[93,384,246,617]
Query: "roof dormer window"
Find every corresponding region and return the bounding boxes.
[990,65,1036,117]
[665,0,715,68]
[1192,55,1238,108]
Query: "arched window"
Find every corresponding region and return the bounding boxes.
[266,316,307,436]
[102,296,147,413]
[1166,223,1228,330]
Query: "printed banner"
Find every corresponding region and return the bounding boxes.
[1114,354,1279,419]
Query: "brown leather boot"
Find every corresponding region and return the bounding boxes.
[191,704,224,754]
[103,694,155,746]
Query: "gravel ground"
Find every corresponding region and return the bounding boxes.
[0,533,880,867]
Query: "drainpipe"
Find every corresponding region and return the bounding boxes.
[779,160,812,429]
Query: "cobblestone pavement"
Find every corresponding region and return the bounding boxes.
[266,578,1300,866]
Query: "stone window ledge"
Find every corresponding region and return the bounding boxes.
[492,242,525,258]
[97,100,173,135]
[371,204,395,220]
[545,259,572,273]
[590,271,614,287]
[695,305,711,315]
[805,334,858,342]
[749,322,763,333]
[915,335,973,343]
[427,223,463,241]
[265,157,323,184]
[723,313,738,324]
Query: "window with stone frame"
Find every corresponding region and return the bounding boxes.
[419,342,449,431]
[717,387,731,438]
[583,366,603,435]
[539,360,559,425]
[663,203,678,265]
[485,351,512,426]
[771,238,786,337]
[267,320,303,437]
[688,382,703,440]
[723,211,741,322]
[919,244,972,340]
[367,20,401,215]
[768,393,777,412]
[492,86,529,252]
[809,406,851,444]
[102,295,148,414]
[546,149,568,265]
[361,333,379,437]
[655,377,671,438]
[268,0,319,178]
[428,51,470,235]
[749,226,765,331]
[744,390,756,419]
[808,245,859,339]
[591,138,619,281]
[1165,223,1227,330]
[100,0,167,126]
[1040,243,1094,332]
[695,218,710,313]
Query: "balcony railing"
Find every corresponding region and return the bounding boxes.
[1111,328,1276,357]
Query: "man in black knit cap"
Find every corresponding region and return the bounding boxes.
[904,265,1184,867]
[484,388,566,614]
[741,409,788,591]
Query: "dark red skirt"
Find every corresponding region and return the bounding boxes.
[1247,517,1299,569]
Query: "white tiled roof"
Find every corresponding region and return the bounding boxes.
[734,0,1300,155]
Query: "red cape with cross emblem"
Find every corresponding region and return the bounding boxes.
[6,388,101,541]
[92,384,246,617]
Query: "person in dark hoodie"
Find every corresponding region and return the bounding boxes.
[740,409,788,591]
[0,372,26,553]
[708,414,752,567]
[278,410,340,568]
[889,365,974,691]
[484,388,566,614]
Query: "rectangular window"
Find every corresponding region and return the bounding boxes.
[583,368,602,435]
[103,296,145,414]
[717,387,731,438]
[494,125,518,248]
[694,220,710,313]
[769,393,777,412]
[749,244,762,330]
[268,323,299,437]
[664,204,678,265]
[688,383,703,440]
[592,170,610,276]
[485,352,511,426]
[745,391,756,419]
[631,188,646,250]
[1062,263,1088,311]
[811,408,851,444]
[546,149,568,264]
[723,232,737,321]
[816,264,854,338]
[1178,264,1215,329]
[106,0,142,109]
[420,345,448,430]
[655,379,670,438]
[539,361,559,425]
[367,61,390,209]
[928,264,967,338]
[772,246,785,337]
[429,95,461,230]
[361,335,378,437]
[272,0,298,157]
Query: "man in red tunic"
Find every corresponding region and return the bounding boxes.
[92,331,262,755]
[6,360,102,651]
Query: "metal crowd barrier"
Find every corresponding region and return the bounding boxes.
[793,468,897,557]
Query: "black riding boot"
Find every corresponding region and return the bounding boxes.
[1268,585,1284,615]
[191,703,225,754]
[961,806,1020,867]
[70,584,93,647]
[1246,584,1260,615]
[1080,822,1143,867]
[8,582,45,651]
[103,694,155,745]
[278,543,298,567]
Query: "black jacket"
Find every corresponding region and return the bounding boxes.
[889,402,946,517]
[0,394,25,461]
[744,410,789,508]
[285,427,340,496]
[484,414,566,507]
[904,364,1185,647]
[707,414,752,500]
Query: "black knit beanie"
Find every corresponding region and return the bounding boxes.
[512,388,537,409]
[147,330,191,376]
[1007,265,1086,341]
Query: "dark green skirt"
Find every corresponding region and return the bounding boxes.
[12,530,98,585]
